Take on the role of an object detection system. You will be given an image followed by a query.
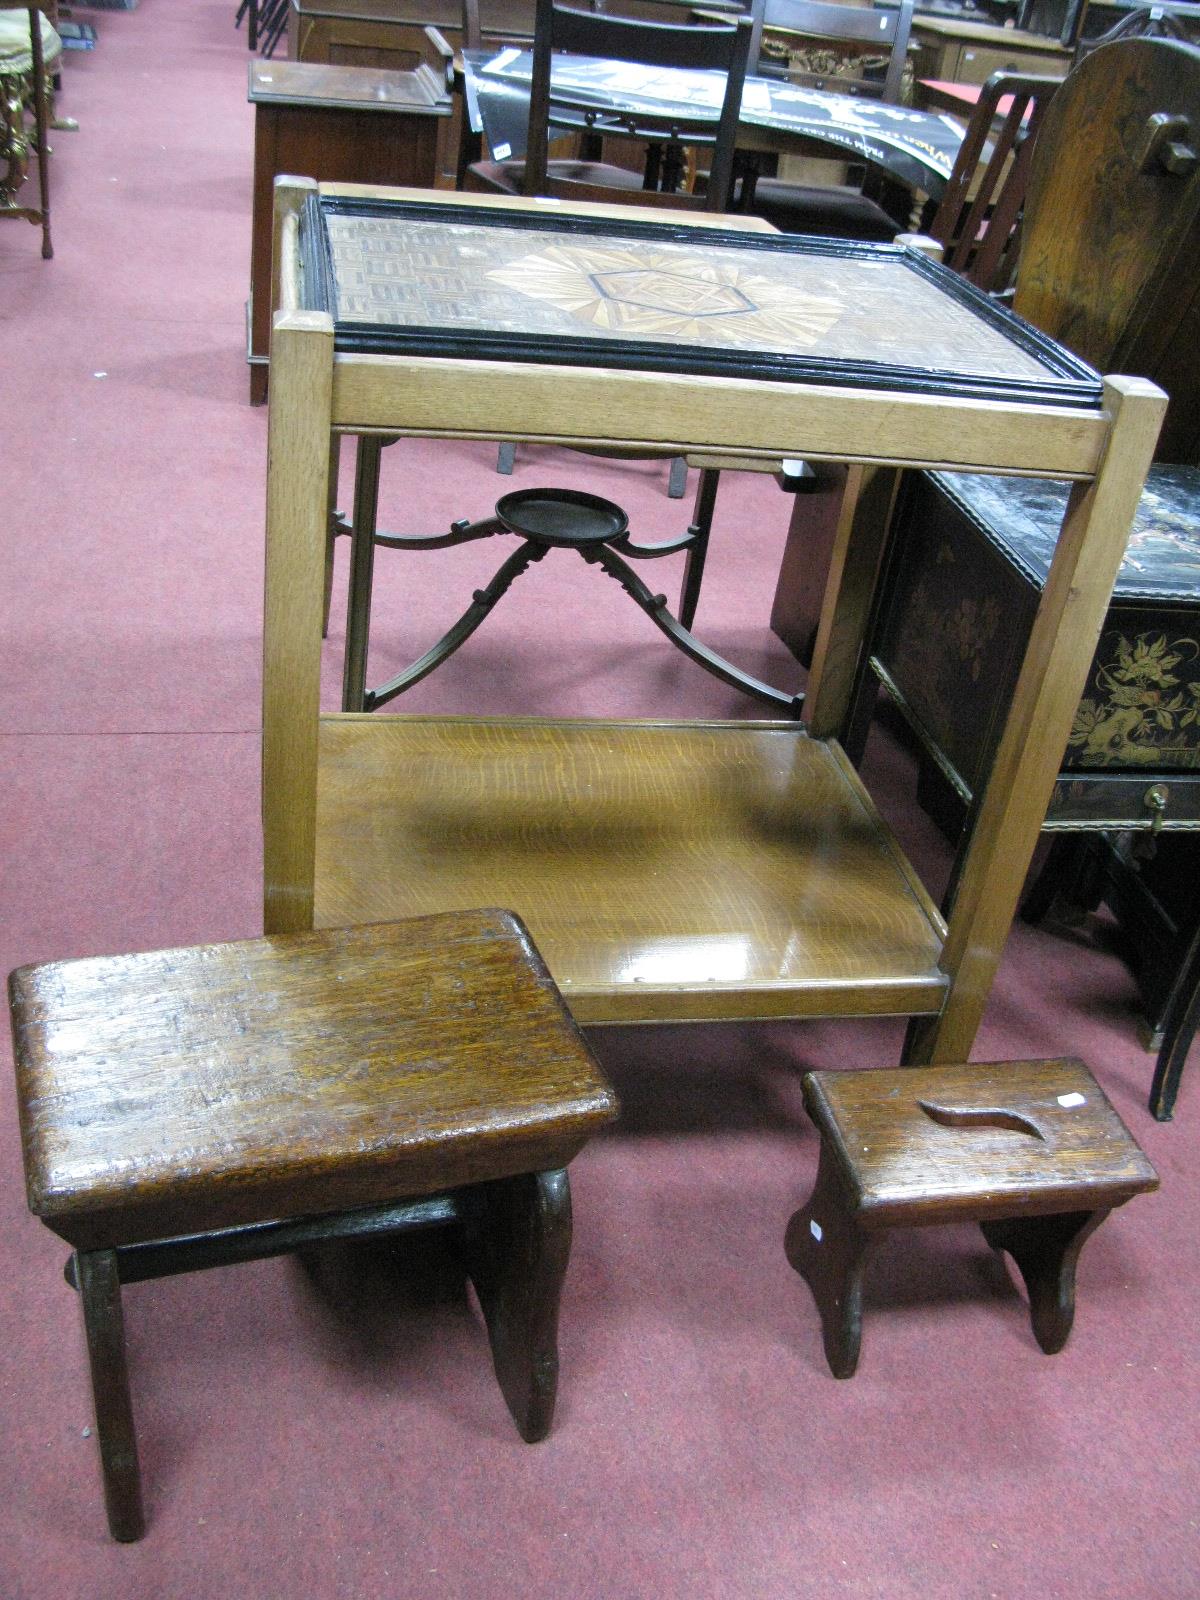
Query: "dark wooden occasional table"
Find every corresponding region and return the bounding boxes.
[262,179,1164,1064]
[247,60,451,403]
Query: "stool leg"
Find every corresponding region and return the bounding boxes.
[460,1168,572,1442]
[75,1249,145,1542]
[980,1208,1109,1354]
[784,1145,874,1378]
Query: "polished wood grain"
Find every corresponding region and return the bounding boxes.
[11,908,616,1537]
[787,1056,1158,1375]
[10,910,616,1250]
[332,356,1110,477]
[313,714,948,1024]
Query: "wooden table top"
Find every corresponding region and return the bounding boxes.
[464,47,968,197]
[248,58,451,112]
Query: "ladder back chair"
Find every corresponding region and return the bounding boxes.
[738,0,916,238]
[465,0,752,208]
[925,70,1060,293]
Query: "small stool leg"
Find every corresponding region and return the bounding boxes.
[460,1168,572,1442]
[980,1208,1109,1354]
[75,1249,145,1542]
[785,1145,874,1378]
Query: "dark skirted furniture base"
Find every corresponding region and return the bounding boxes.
[8,910,617,1541]
[785,1058,1158,1378]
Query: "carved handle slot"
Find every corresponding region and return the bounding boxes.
[917,1100,1047,1140]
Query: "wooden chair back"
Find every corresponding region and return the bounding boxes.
[523,0,752,207]
[1014,36,1200,459]
[748,0,914,102]
[462,0,537,52]
[927,72,1060,291]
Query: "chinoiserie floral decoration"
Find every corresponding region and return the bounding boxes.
[1069,632,1200,767]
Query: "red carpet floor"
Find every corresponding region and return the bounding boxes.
[1,5,1196,1595]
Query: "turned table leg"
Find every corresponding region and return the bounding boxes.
[460,1168,572,1442]
[980,1209,1109,1354]
[75,1249,145,1542]
[785,1145,875,1378]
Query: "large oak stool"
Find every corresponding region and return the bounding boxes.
[8,910,617,1542]
[785,1058,1158,1378]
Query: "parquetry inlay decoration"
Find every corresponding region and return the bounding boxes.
[487,243,844,344]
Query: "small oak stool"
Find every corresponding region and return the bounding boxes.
[8,910,617,1542]
[785,1058,1158,1378]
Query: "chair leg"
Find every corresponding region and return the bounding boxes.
[667,456,687,499]
[677,467,720,631]
[342,435,383,712]
[75,1249,144,1542]
[1149,922,1200,1120]
[29,4,52,259]
[323,435,343,638]
[497,442,517,475]
[459,1169,572,1443]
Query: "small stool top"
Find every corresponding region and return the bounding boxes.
[9,910,616,1250]
[803,1058,1158,1227]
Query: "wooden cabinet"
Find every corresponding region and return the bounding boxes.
[910,16,1072,83]
[247,60,450,402]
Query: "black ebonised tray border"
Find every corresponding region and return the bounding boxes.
[300,195,1104,410]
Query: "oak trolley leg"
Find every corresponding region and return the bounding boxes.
[460,1168,573,1442]
[74,1249,145,1542]
[980,1208,1109,1354]
[784,1146,874,1379]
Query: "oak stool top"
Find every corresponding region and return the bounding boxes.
[802,1056,1160,1228]
[10,909,616,1250]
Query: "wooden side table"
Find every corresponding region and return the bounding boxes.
[261,178,1164,1062]
[247,60,451,403]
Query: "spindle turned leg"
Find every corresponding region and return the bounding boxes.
[460,1168,572,1442]
[784,1146,874,1379]
[980,1209,1109,1354]
[75,1249,144,1542]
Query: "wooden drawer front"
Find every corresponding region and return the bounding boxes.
[947,42,1069,85]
